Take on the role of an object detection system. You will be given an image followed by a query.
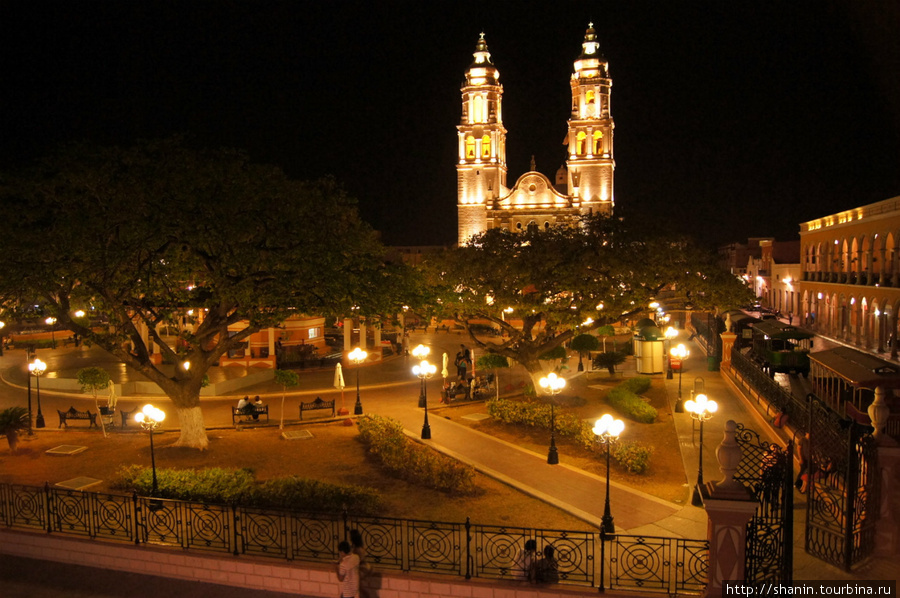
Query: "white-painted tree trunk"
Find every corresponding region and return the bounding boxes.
[171,406,209,450]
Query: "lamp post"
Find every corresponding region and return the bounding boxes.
[348,347,367,415]
[28,358,47,429]
[135,404,166,495]
[539,372,566,465]
[670,343,689,413]
[413,359,437,439]
[685,393,718,506]
[593,414,625,534]
[0,320,5,357]
[45,317,57,348]
[664,326,678,380]
[412,344,430,408]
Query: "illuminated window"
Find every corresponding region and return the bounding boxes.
[586,90,595,104]
[593,130,603,154]
[473,96,483,122]
[466,136,475,159]
[482,135,491,158]
[576,131,587,155]
[308,328,320,339]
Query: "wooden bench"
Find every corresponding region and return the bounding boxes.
[57,407,97,429]
[299,397,335,420]
[231,404,269,425]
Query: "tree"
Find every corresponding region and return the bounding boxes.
[274,369,300,430]
[77,367,112,438]
[570,333,600,371]
[421,215,751,386]
[0,406,30,454]
[594,351,626,376]
[475,353,509,399]
[0,139,400,449]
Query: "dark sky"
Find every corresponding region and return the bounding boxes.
[3,1,899,247]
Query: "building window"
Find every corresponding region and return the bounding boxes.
[482,135,491,158]
[576,131,587,155]
[586,90,595,104]
[466,136,475,159]
[593,130,603,154]
[473,96,483,123]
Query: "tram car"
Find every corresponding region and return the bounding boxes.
[718,310,761,350]
[749,319,814,377]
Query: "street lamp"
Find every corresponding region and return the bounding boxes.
[593,414,625,535]
[349,347,368,415]
[28,358,47,429]
[45,317,57,348]
[685,393,718,506]
[413,359,437,439]
[0,321,5,356]
[670,343,689,413]
[664,326,678,380]
[135,404,166,495]
[412,344,430,408]
[539,372,566,465]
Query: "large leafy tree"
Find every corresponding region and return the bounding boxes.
[0,139,400,449]
[422,216,751,385]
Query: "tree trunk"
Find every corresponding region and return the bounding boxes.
[6,430,18,454]
[171,406,209,450]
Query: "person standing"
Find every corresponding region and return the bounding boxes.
[513,539,538,581]
[335,540,360,598]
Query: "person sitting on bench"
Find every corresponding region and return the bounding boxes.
[237,396,255,419]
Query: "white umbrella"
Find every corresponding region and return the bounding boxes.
[334,363,347,414]
[442,352,449,379]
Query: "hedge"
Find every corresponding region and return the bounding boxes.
[111,465,383,515]
[487,398,595,449]
[606,378,658,423]
[356,414,477,495]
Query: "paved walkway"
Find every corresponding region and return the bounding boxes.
[0,328,895,592]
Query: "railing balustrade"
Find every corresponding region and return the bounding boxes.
[0,482,708,593]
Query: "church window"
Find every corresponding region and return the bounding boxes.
[474,96,484,123]
[544,221,551,230]
[576,131,587,155]
[466,136,475,159]
[586,90,595,104]
[482,135,491,158]
[593,130,603,154]
[516,222,523,231]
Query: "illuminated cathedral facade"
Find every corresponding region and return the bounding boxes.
[457,24,615,245]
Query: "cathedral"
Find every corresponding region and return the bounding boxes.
[457,24,615,245]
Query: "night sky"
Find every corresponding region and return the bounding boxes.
[3,1,899,247]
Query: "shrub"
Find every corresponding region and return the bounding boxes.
[606,386,658,423]
[593,351,626,374]
[356,414,477,495]
[613,441,653,474]
[620,376,651,394]
[487,398,595,450]
[111,465,383,515]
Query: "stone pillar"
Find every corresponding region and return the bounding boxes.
[268,327,276,365]
[719,332,736,371]
[701,420,759,598]
[343,318,352,351]
[359,321,367,350]
[374,325,381,358]
[869,387,900,555]
[878,247,886,285]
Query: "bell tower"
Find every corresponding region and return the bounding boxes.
[457,33,507,245]
[566,23,614,216]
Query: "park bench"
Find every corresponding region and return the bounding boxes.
[57,407,98,429]
[231,404,269,425]
[299,397,335,420]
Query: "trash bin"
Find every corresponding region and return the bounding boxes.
[707,356,720,371]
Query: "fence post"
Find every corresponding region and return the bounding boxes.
[43,482,52,534]
[598,529,606,592]
[232,502,240,556]
[464,517,472,580]
[132,491,140,545]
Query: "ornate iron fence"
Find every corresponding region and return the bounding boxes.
[730,346,811,433]
[0,482,708,593]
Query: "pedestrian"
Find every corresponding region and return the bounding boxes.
[350,529,372,598]
[455,349,467,380]
[788,312,793,325]
[513,539,538,582]
[335,540,360,598]
[535,545,559,584]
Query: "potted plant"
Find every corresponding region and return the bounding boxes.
[0,406,30,454]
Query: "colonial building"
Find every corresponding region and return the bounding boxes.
[798,195,900,356]
[457,25,614,245]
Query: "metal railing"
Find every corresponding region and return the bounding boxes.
[0,482,708,593]
[729,347,810,434]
